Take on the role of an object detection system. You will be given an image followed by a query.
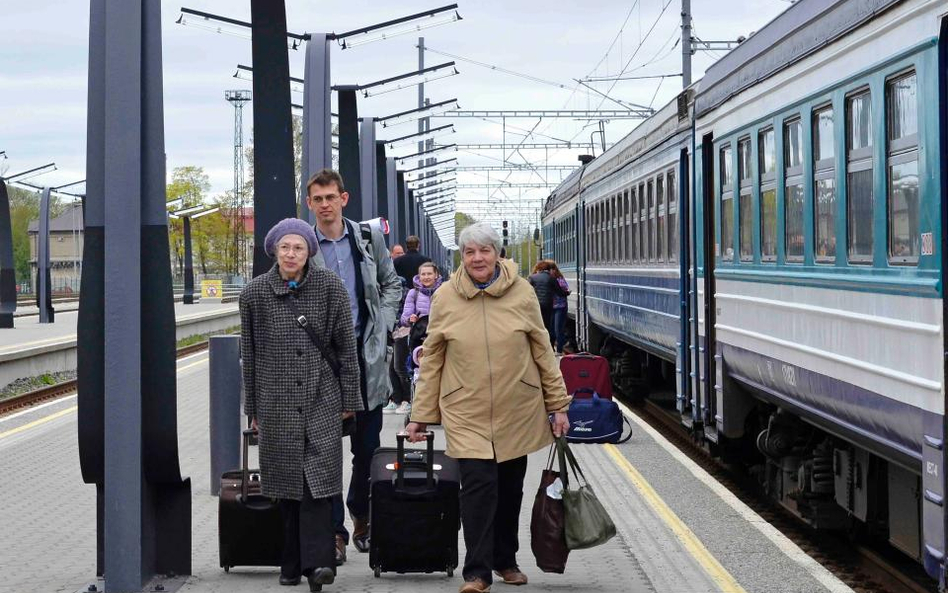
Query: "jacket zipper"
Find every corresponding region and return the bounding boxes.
[481,293,495,449]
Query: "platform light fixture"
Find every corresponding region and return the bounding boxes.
[403,157,458,176]
[177,7,308,49]
[235,64,305,94]
[406,168,456,187]
[377,98,459,128]
[408,176,456,192]
[4,162,57,183]
[337,4,461,50]
[385,124,454,150]
[357,62,458,98]
[396,143,457,164]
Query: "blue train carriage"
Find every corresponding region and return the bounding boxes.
[693,0,947,582]
[571,89,694,400]
[541,165,584,344]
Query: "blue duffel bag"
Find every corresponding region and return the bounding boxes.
[565,390,632,444]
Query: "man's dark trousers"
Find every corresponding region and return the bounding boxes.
[457,456,529,584]
[332,403,383,542]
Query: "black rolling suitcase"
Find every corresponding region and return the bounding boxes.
[219,429,284,571]
[369,432,460,578]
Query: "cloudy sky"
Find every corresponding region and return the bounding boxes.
[0,0,789,231]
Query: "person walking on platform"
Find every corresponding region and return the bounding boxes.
[527,260,560,345]
[389,261,442,415]
[240,218,364,592]
[406,223,571,593]
[305,169,402,566]
[548,260,571,354]
[386,241,412,414]
[393,234,430,286]
[390,243,405,259]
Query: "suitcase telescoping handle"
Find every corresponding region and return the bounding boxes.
[241,428,255,502]
[395,431,435,490]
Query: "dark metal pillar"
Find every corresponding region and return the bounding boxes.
[375,141,388,222]
[80,1,191,589]
[250,0,296,278]
[300,34,331,224]
[182,216,194,304]
[337,87,361,219]
[208,335,241,496]
[37,187,54,323]
[396,172,408,245]
[359,118,377,221]
[386,158,397,243]
[0,181,15,328]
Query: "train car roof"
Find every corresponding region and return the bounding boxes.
[695,0,902,118]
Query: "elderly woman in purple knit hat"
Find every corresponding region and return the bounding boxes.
[240,218,363,592]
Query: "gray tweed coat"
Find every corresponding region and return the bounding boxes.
[240,263,364,501]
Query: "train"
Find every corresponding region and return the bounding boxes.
[541,0,948,586]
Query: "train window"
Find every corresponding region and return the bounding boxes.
[887,72,919,264]
[657,175,666,262]
[667,170,677,263]
[720,145,734,260]
[611,195,618,262]
[639,182,646,262]
[847,89,873,262]
[813,106,836,262]
[760,128,777,261]
[648,179,656,262]
[631,187,638,263]
[784,118,804,261]
[739,137,753,261]
[623,190,630,263]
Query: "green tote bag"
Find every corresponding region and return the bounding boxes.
[556,438,617,550]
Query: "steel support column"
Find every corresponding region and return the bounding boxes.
[0,180,15,328]
[386,157,397,244]
[375,141,388,222]
[396,171,408,244]
[300,34,332,224]
[359,118,377,221]
[182,216,194,304]
[37,187,54,323]
[81,1,192,590]
[337,87,361,219]
[250,0,296,277]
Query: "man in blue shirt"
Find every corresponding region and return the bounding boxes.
[306,169,401,565]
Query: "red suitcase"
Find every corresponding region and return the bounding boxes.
[559,353,612,399]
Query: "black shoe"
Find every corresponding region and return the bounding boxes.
[306,567,335,592]
[279,574,301,586]
[351,516,371,553]
[334,534,347,566]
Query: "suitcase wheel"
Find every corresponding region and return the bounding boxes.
[223,566,230,573]
[373,566,381,578]
[447,568,454,577]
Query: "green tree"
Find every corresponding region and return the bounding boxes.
[452,211,478,270]
[166,166,211,278]
[10,186,67,285]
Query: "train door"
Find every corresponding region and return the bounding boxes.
[677,147,693,423]
[576,200,589,350]
[699,133,718,441]
[923,14,948,586]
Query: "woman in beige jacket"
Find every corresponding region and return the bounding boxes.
[406,222,571,593]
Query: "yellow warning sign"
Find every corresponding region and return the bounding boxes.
[201,280,223,299]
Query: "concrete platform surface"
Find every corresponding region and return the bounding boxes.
[0,352,853,593]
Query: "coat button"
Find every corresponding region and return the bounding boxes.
[296,349,303,357]
[296,380,302,387]
[297,406,302,414]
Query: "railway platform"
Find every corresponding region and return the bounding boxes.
[0,349,853,593]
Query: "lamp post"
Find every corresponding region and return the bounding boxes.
[169,205,220,305]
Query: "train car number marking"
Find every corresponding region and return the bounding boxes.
[781,364,797,388]
[921,233,933,256]
[927,461,939,477]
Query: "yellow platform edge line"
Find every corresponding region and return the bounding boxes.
[0,405,77,439]
[0,358,209,441]
[603,443,748,593]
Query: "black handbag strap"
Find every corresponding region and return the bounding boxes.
[280,294,341,378]
[617,416,633,444]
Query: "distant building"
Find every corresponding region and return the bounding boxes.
[28,203,84,293]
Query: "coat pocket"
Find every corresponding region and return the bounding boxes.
[440,385,463,401]
[519,378,541,391]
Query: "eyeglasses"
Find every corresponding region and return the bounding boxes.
[277,244,308,255]
[308,193,341,205]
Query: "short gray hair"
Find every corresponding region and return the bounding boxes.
[457,222,502,255]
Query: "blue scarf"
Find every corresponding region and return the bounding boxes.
[473,265,501,290]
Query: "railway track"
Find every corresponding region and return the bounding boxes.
[626,395,935,593]
[0,340,210,417]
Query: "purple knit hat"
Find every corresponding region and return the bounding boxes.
[264,218,319,257]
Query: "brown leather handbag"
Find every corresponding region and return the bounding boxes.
[529,442,570,573]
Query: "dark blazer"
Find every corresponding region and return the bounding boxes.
[394,250,431,285]
[528,270,560,310]
[240,263,364,501]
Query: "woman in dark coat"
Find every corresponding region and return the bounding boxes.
[240,218,363,592]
